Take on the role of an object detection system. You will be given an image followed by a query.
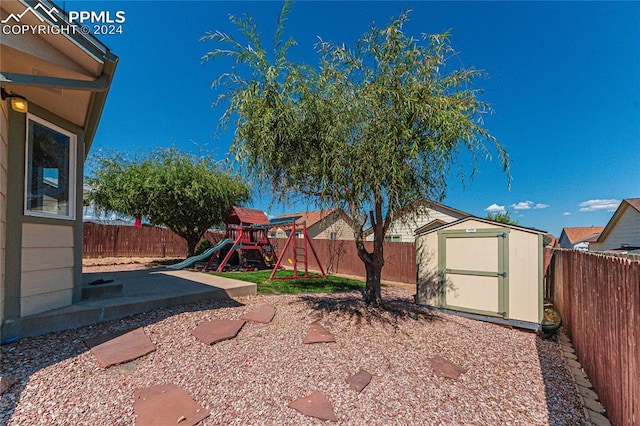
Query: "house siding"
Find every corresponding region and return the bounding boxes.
[309,215,356,240]
[590,207,640,251]
[0,99,8,324]
[367,205,466,242]
[557,232,572,249]
[20,224,74,316]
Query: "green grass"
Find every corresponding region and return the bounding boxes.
[213,270,365,294]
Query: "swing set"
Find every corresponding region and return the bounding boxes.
[203,215,326,280]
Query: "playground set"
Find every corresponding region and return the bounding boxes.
[169,207,325,280]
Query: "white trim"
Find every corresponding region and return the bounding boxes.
[24,113,77,220]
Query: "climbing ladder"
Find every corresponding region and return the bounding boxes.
[270,220,326,280]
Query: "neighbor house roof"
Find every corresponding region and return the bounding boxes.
[561,226,605,245]
[595,198,640,243]
[225,206,268,225]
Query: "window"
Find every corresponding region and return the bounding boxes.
[330,232,337,240]
[384,235,402,242]
[25,115,76,219]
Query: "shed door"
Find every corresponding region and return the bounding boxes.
[439,229,509,318]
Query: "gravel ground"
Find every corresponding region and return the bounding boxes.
[1,288,586,425]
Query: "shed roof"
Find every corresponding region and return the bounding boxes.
[416,216,547,236]
[561,226,604,245]
[226,206,268,225]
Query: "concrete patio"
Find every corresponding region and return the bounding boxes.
[2,269,256,340]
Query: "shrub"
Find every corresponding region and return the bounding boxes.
[195,239,212,255]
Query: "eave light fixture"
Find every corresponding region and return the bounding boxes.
[1,88,28,113]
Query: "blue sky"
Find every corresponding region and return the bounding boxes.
[75,1,639,236]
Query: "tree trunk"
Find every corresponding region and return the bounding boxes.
[186,236,199,257]
[354,207,385,306]
[363,259,383,306]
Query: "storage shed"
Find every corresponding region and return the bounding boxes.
[416,217,545,330]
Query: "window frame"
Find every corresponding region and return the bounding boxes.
[24,113,77,220]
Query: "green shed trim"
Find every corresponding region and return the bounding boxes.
[538,234,544,323]
[437,227,510,319]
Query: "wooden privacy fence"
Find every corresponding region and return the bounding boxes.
[83,224,417,286]
[83,223,224,258]
[548,248,639,426]
[271,237,416,285]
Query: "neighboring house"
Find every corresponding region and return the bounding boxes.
[364,199,470,242]
[225,206,268,226]
[1,1,118,338]
[558,226,604,251]
[589,198,640,253]
[271,209,356,240]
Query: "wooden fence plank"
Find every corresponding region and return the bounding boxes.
[550,249,639,425]
[83,223,224,259]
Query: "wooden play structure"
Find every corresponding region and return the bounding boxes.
[268,217,326,280]
[202,208,325,280]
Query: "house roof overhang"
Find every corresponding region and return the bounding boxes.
[363,199,471,236]
[0,0,118,157]
[595,198,640,243]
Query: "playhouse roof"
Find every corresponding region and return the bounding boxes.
[226,206,268,225]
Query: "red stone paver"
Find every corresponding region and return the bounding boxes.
[133,384,209,426]
[288,392,337,422]
[303,322,335,344]
[191,319,245,345]
[85,328,156,368]
[0,375,19,395]
[428,355,466,379]
[240,305,276,323]
[346,369,372,392]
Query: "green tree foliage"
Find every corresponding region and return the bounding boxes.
[486,211,519,225]
[203,3,509,305]
[88,148,250,256]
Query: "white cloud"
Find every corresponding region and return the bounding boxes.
[510,200,550,210]
[511,200,533,210]
[563,212,571,216]
[578,199,621,212]
[485,203,506,214]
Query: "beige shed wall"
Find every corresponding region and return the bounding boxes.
[590,208,640,251]
[507,229,542,323]
[0,100,7,324]
[415,232,440,305]
[20,223,74,316]
[309,215,355,240]
[416,219,542,324]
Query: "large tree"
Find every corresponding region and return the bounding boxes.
[486,211,519,225]
[88,148,250,256]
[203,4,509,305]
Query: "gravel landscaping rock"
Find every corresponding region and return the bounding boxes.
[1,288,586,425]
